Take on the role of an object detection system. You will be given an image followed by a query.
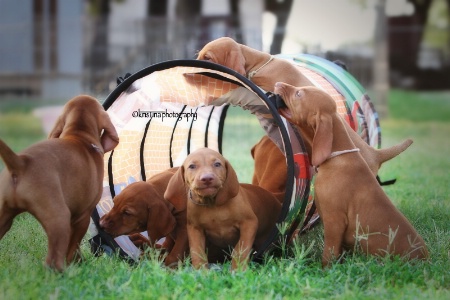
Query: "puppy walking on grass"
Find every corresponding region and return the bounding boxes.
[0,95,119,271]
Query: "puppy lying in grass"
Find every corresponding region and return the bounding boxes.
[99,168,189,267]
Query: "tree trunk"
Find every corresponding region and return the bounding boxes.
[266,0,293,54]
[87,0,110,90]
[230,0,243,44]
[373,0,389,118]
[403,0,433,70]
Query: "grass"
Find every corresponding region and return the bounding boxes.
[0,89,449,299]
[0,97,66,114]
[387,89,450,122]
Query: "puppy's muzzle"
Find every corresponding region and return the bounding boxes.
[99,216,113,230]
[267,92,287,109]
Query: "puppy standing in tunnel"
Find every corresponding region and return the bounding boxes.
[164,148,281,270]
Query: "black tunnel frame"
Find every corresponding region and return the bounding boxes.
[90,59,298,262]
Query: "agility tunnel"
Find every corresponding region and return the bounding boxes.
[89,55,381,262]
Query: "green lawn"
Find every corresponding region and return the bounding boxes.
[0,90,449,299]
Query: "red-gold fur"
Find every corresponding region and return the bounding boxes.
[0,95,119,271]
[164,148,281,270]
[99,168,189,267]
[198,37,413,178]
[276,82,428,267]
[251,135,286,203]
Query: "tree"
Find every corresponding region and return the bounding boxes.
[87,0,110,70]
[394,0,433,72]
[373,0,389,118]
[265,0,293,54]
[403,0,450,68]
[86,0,111,91]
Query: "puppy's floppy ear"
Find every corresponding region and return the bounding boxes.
[48,115,65,139]
[100,111,119,153]
[311,113,333,167]
[214,159,240,206]
[146,198,176,244]
[164,166,187,205]
[224,44,246,77]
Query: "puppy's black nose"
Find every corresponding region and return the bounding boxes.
[266,92,287,109]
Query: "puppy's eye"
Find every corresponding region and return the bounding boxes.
[188,164,196,170]
[296,91,302,97]
[213,162,222,168]
[122,210,131,216]
[203,55,212,61]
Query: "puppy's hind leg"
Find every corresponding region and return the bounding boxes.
[0,206,21,240]
[33,205,71,272]
[66,213,92,264]
[321,217,347,268]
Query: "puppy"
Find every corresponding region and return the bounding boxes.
[251,135,286,203]
[197,37,412,177]
[99,167,189,267]
[164,148,281,270]
[197,36,312,91]
[275,83,428,267]
[0,95,119,271]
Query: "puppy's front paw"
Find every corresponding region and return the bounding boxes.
[129,233,151,249]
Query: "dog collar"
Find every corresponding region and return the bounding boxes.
[328,148,360,159]
[91,143,104,154]
[247,56,274,80]
[315,148,360,172]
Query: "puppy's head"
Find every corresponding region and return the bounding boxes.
[100,181,176,243]
[48,95,119,153]
[275,83,336,167]
[196,37,246,77]
[165,148,239,206]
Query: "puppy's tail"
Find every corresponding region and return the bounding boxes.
[377,138,413,164]
[0,139,25,173]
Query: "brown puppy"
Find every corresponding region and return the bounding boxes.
[251,135,286,203]
[197,36,312,91]
[275,83,428,267]
[99,167,189,267]
[197,37,412,177]
[0,95,119,271]
[164,148,281,271]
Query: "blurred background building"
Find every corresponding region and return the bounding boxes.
[0,0,449,100]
